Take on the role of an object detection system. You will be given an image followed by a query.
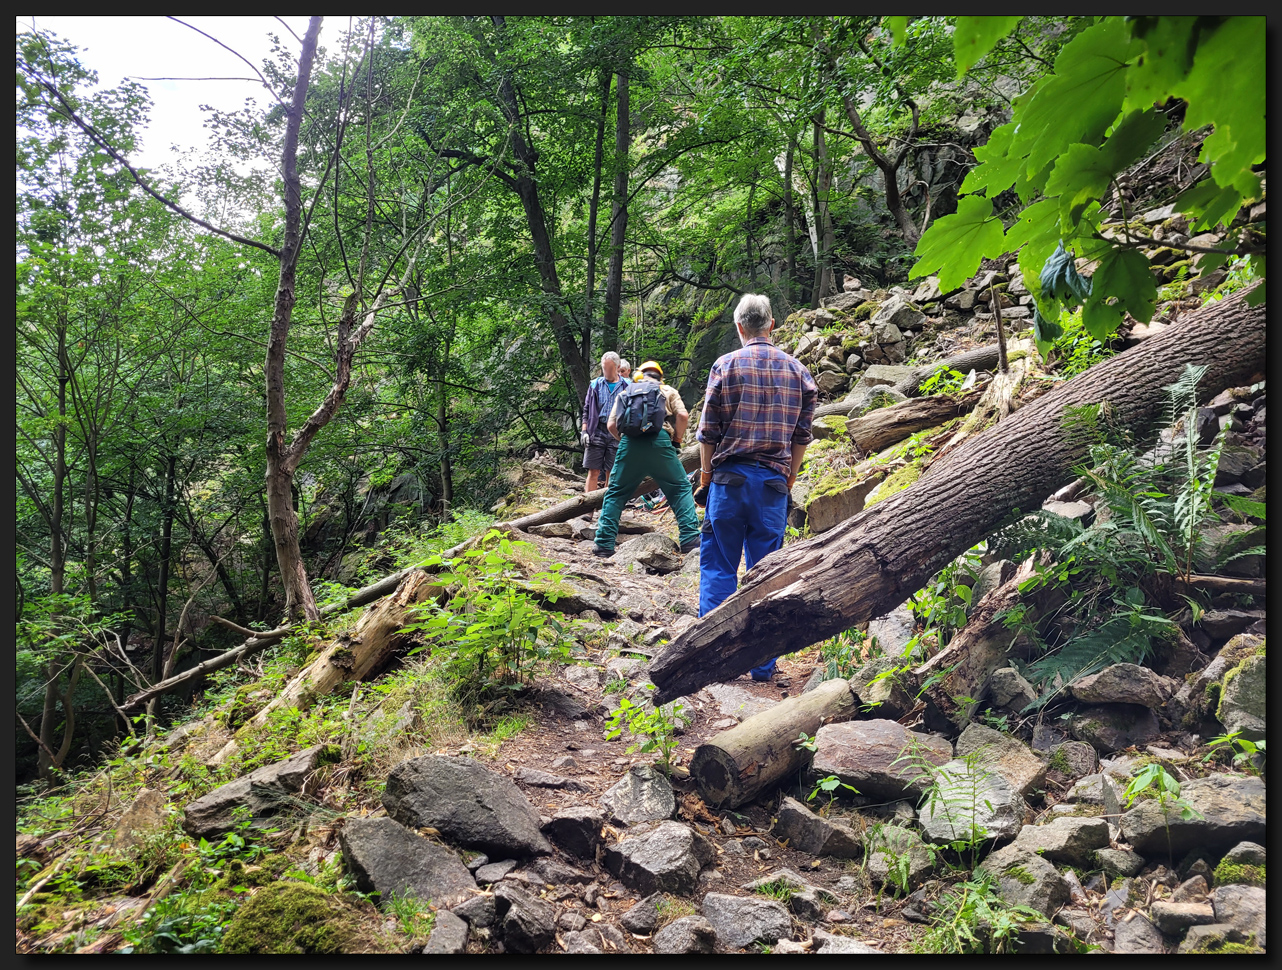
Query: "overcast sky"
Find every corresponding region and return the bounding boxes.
[17,16,317,171]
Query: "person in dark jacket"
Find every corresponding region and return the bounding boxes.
[581,351,627,494]
[694,293,817,681]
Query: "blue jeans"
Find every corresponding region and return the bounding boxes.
[698,461,789,678]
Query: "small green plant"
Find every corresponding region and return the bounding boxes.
[816,628,869,681]
[918,366,967,396]
[807,774,859,810]
[604,690,689,775]
[977,710,1011,733]
[1202,731,1265,774]
[383,889,437,945]
[895,740,998,871]
[753,878,797,903]
[912,870,1045,954]
[1123,762,1203,866]
[602,677,628,695]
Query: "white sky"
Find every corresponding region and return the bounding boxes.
[17,16,317,171]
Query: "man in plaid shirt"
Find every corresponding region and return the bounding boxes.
[695,293,817,681]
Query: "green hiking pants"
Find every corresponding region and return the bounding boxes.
[595,430,700,551]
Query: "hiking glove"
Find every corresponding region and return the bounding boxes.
[581,431,591,448]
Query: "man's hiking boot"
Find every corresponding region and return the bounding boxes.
[592,544,614,558]
[679,537,699,554]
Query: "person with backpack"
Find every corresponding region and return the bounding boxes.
[581,352,627,494]
[593,361,700,558]
[619,359,633,382]
[693,293,817,682]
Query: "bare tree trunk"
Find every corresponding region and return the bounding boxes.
[649,289,1266,702]
[264,16,324,623]
[152,453,178,681]
[810,114,833,307]
[583,69,610,358]
[783,136,797,307]
[602,71,630,356]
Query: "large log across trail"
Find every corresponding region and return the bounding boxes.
[690,678,857,808]
[649,288,1266,704]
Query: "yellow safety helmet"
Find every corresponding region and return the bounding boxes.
[638,360,664,379]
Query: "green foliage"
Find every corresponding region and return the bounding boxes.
[919,16,1266,343]
[918,366,967,396]
[604,689,689,775]
[895,740,999,871]
[1046,306,1116,377]
[1203,731,1265,775]
[399,532,571,707]
[912,870,1045,954]
[807,774,859,808]
[1211,858,1265,888]
[383,889,437,945]
[1123,762,1202,865]
[815,628,869,681]
[753,877,797,902]
[952,17,1024,77]
[907,544,983,652]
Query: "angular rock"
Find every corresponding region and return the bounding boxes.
[1070,704,1161,753]
[1210,884,1266,947]
[864,824,935,890]
[528,521,576,539]
[1120,773,1265,858]
[859,363,917,388]
[547,584,619,618]
[422,909,469,954]
[474,860,518,884]
[700,892,791,949]
[955,723,1047,799]
[494,883,556,953]
[1094,847,1145,878]
[601,764,675,825]
[989,666,1037,712]
[1048,741,1097,778]
[771,796,862,858]
[1070,663,1177,708]
[1216,653,1265,741]
[864,606,916,658]
[338,816,477,909]
[811,719,952,801]
[918,759,1027,845]
[811,929,884,953]
[977,842,1070,917]
[870,296,926,336]
[619,892,664,934]
[1178,923,1253,954]
[816,370,848,396]
[541,806,604,860]
[702,683,777,721]
[513,766,587,792]
[451,893,497,928]
[1200,609,1261,641]
[1012,816,1110,868]
[562,929,603,954]
[615,533,683,574]
[1113,913,1166,953]
[383,755,552,858]
[1221,840,1265,866]
[803,473,885,535]
[653,915,718,954]
[602,820,715,896]
[524,857,592,886]
[183,745,333,838]
[742,868,836,921]
[1150,901,1215,935]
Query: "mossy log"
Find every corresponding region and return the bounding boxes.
[649,287,1266,703]
[690,678,857,808]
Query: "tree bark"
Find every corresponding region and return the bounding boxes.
[648,288,1266,704]
[690,678,856,808]
[584,69,610,357]
[783,136,798,307]
[152,452,178,681]
[602,71,630,356]
[810,114,834,307]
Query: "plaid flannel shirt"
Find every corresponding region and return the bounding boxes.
[696,336,817,478]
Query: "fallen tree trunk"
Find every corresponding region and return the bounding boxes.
[690,678,857,808]
[829,387,984,455]
[649,287,1265,704]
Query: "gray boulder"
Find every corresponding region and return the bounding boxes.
[742,868,836,921]
[1112,913,1166,953]
[988,666,1037,712]
[811,719,952,801]
[513,766,587,791]
[1047,741,1097,778]
[1221,840,1265,866]
[703,683,777,721]
[616,533,683,574]
[870,296,926,336]
[451,893,497,928]
[700,892,791,949]
[1012,816,1109,868]
[1094,847,1145,878]
[1178,923,1256,954]
[1210,884,1266,948]
[338,816,477,909]
[1119,773,1265,858]
[603,820,715,895]
[494,883,556,953]
[601,764,675,825]
[863,607,918,660]
[812,928,884,953]
[619,893,664,934]
[1149,901,1215,935]
[918,759,1027,845]
[183,745,334,838]
[977,842,1069,917]
[1200,609,1261,640]
[421,910,469,954]
[541,805,604,859]
[1216,653,1265,741]
[382,755,552,858]
[955,723,1046,799]
[653,915,718,954]
[473,860,518,884]
[1070,704,1161,753]
[770,796,862,858]
[1070,663,1177,708]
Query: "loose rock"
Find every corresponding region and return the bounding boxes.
[700,892,792,949]
[601,764,676,825]
[653,915,718,954]
[338,816,477,909]
[602,820,715,895]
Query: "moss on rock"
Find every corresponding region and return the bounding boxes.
[1212,860,1265,887]
[851,301,882,321]
[218,881,379,954]
[864,461,922,508]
